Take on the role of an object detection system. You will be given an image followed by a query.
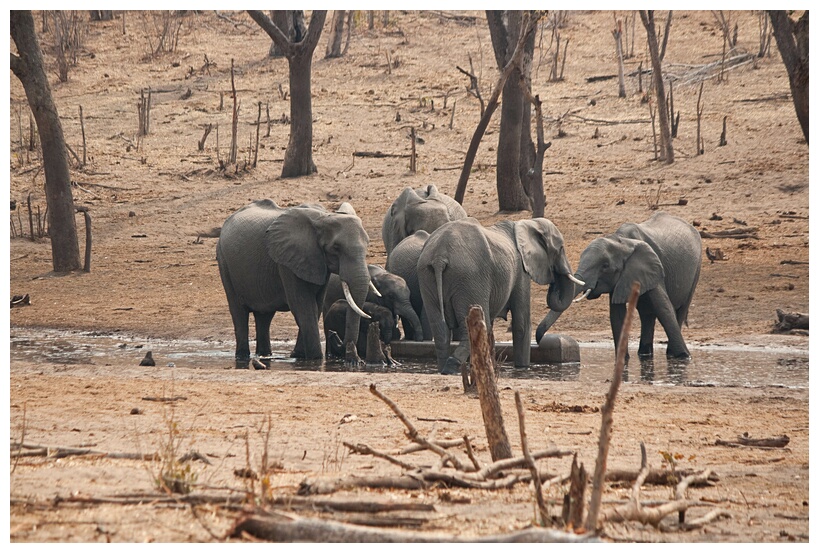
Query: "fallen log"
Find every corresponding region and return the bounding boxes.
[229,512,598,542]
[774,310,808,332]
[715,434,790,449]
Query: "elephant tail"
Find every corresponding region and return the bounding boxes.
[433,259,446,329]
[678,261,701,328]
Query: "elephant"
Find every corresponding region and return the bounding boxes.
[323,299,395,360]
[536,211,702,360]
[382,184,467,257]
[385,230,432,340]
[323,264,424,341]
[417,217,581,374]
[216,200,372,367]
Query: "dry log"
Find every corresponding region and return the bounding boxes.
[352,151,410,158]
[398,438,464,455]
[466,305,512,461]
[298,475,426,495]
[716,434,790,449]
[9,441,158,461]
[774,310,808,332]
[268,496,435,514]
[229,512,598,542]
[605,467,718,486]
[365,322,387,365]
[699,227,759,239]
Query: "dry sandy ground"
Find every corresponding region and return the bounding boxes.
[8,10,810,543]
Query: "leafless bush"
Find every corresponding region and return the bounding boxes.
[140,11,185,59]
[50,10,87,82]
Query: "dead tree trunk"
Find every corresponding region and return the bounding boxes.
[768,10,809,144]
[325,10,346,58]
[10,10,82,272]
[466,306,512,461]
[640,10,674,163]
[486,10,537,212]
[249,10,327,177]
[613,20,626,98]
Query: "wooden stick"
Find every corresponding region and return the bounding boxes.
[369,384,467,471]
[79,105,87,166]
[75,205,91,272]
[343,442,416,470]
[466,305,512,461]
[515,390,549,525]
[585,282,640,532]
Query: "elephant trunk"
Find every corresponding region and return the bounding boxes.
[395,299,424,341]
[537,271,583,343]
[339,263,371,358]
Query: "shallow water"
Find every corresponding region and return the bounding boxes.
[9,327,808,389]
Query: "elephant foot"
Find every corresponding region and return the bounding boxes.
[440,356,463,375]
[667,350,691,361]
[638,351,654,359]
[345,342,363,367]
[235,356,251,369]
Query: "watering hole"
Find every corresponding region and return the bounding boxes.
[9,326,808,389]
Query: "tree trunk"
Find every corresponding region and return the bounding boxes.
[487,10,534,212]
[325,10,346,58]
[640,10,674,163]
[10,10,82,273]
[249,10,326,178]
[768,10,809,144]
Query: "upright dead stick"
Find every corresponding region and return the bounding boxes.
[515,390,549,525]
[466,306,512,461]
[585,281,640,532]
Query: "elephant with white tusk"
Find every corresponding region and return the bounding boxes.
[536,211,702,360]
[418,217,577,374]
[217,200,372,367]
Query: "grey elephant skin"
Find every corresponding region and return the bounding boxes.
[537,211,701,360]
[385,230,432,340]
[382,184,466,257]
[418,217,577,374]
[323,264,424,341]
[323,300,395,359]
[217,200,371,366]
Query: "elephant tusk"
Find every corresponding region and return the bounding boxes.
[568,274,585,286]
[369,280,382,297]
[573,288,592,303]
[342,280,371,319]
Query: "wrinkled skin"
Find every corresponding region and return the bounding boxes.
[536,211,702,360]
[323,264,424,341]
[323,300,395,359]
[382,184,466,257]
[217,200,371,367]
[418,217,576,374]
[384,230,432,340]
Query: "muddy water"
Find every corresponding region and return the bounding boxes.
[9,327,808,389]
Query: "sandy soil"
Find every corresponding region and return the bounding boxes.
[8,10,809,542]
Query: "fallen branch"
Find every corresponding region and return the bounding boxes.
[268,496,436,514]
[773,310,808,332]
[715,434,790,449]
[229,511,598,542]
[515,390,550,525]
[352,151,410,158]
[699,227,759,239]
[9,441,158,461]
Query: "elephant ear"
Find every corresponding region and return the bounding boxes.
[612,238,664,303]
[336,202,357,216]
[514,219,563,285]
[423,184,440,200]
[266,207,327,285]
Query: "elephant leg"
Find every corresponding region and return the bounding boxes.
[420,305,432,341]
[637,298,656,358]
[646,287,690,359]
[280,271,324,360]
[509,286,532,369]
[253,311,275,358]
[609,302,629,364]
[228,300,251,367]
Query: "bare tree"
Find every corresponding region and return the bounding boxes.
[486,10,538,212]
[768,10,808,144]
[640,10,674,163]
[249,10,327,177]
[10,10,82,272]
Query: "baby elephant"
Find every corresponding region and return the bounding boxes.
[323,300,396,361]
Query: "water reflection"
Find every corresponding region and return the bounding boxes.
[9,327,808,389]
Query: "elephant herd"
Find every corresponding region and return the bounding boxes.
[217,185,702,373]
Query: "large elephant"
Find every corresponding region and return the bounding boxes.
[323,299,395,359]
[322,264,424,341]
[217,200,371,366]
[418,217,581,374]
[536,211,702,360]
[382,184,466,257]
[385,230,431,340]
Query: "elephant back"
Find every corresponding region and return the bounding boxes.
[382,185,467,256]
